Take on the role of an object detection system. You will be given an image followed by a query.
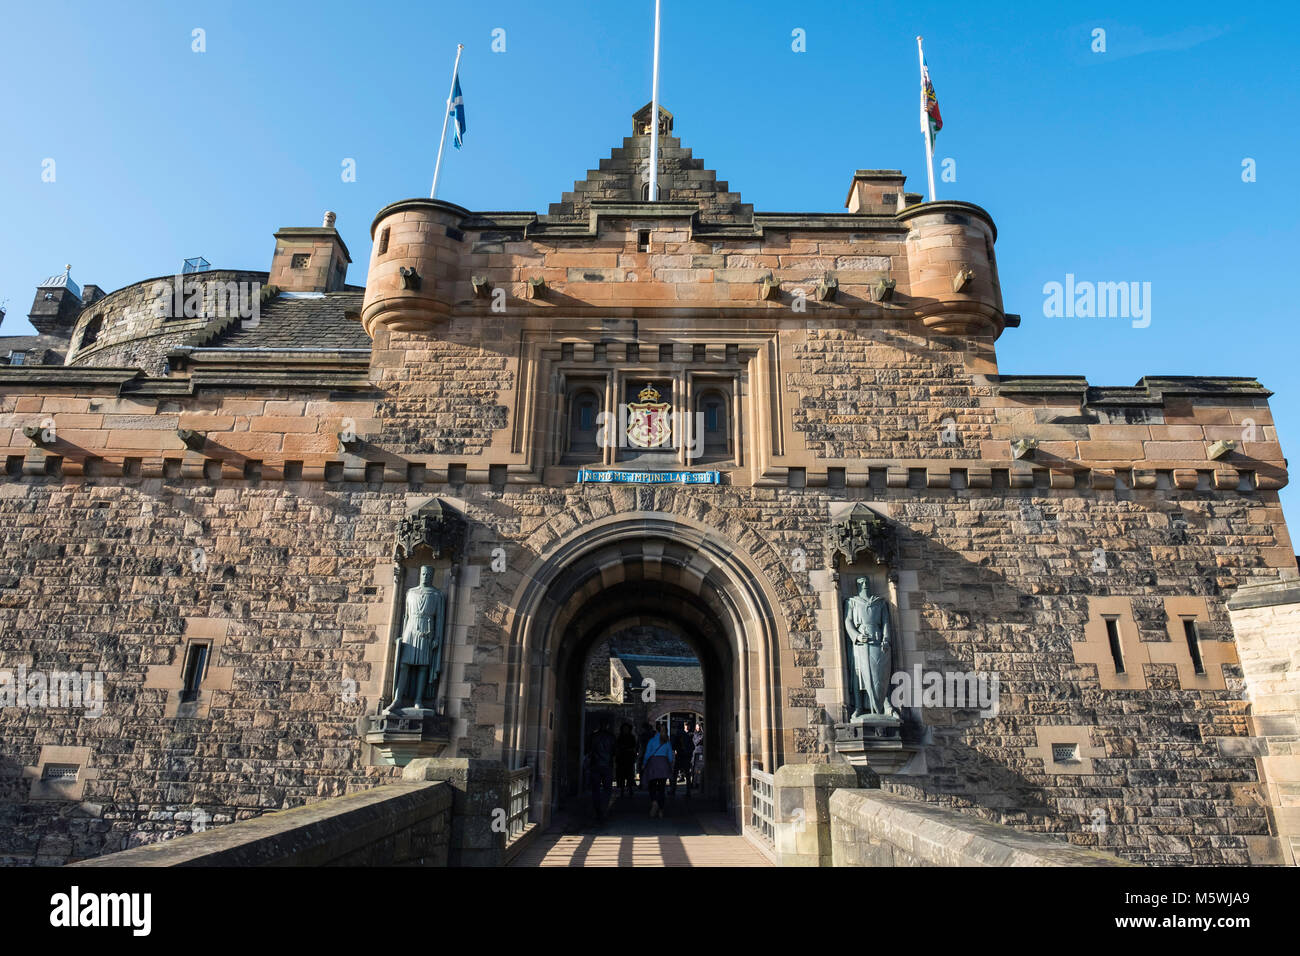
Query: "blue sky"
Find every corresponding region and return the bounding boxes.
[1,1,1296,519]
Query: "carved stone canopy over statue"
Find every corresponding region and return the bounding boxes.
[843,576,898,721]
[830,504,896,570]
[395,498,467,563]
[383,565,446,715]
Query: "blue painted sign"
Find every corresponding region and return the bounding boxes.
[578,469,720,485]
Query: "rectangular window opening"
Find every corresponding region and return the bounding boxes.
[659,343,673,363]
[1104,617,1125,674]
[1182,619,1206,675]
[378,228,390,255]
[637,230,651,252]
[180,642,210,703]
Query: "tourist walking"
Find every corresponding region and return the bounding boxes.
[587,716,616,822]
[672,721,694,797]
[642,724,674,817]
[691,722,705,789]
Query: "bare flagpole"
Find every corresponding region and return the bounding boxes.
[430,43,465,199]
[649,0,662,200]
[917,35,937,203]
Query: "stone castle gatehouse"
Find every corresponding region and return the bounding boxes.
[1,105,1297,866]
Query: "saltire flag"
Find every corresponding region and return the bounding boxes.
[921,55,942,145]
[450,73,467,149]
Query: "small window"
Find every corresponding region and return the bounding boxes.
[1104,618,1125,674]
[570,389,601,454]
[638,229,651,251]
[659,344,673,362]
[626,343,640,363]
[641,182,651,201]
[291,253,311,269]
[1051,743,1079,764]
[79,315,103,349]
[8,351,26,366]
[42,764,80,781]
[1183,619,1206,675]
[180,642,210,703]
[378,228,390,255]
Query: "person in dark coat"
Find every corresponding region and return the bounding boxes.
[587,716,616,822]
[614,722,638,797]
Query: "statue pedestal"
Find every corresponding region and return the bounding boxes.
[833,718,919,775]
[359,710,451,766]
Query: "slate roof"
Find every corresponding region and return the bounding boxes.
[203,290,370,350]
[38,269,81,298]
[617,654,703,694]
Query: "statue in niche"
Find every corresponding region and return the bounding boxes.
[383,565,446,714]
[843,576,898,721]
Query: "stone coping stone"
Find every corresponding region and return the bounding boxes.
[831,789,1133,867]
[70,781,449,867]
[1226,578,1300,611]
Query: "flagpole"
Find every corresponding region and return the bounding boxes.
[917,35,937,203]
[649,0,662,200]
[430,43,465,199]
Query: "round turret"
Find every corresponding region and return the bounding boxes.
[897,201,1004,336]
[361,198,468,336]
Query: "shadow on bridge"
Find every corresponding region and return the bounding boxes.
[508,789,770,867]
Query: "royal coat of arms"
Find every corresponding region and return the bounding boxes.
[626,383,672,448]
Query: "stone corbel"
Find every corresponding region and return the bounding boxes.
[874,278,896,302]
[471,274,492,298]
[759,273,780,300]
[815,274,838,302]
[952,265,975,293]
[527,276,547,299]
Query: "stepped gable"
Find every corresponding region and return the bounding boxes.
[542,103,754,226]
[202,290,370,350]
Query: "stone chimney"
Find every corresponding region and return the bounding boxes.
[268,212,352,293]
[28,265,85,338]
[845,170,909,215]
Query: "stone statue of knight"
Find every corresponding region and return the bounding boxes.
[384,565,446,714]
[843,575,898,720]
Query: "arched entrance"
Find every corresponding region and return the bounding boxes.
[502,512,785,832]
